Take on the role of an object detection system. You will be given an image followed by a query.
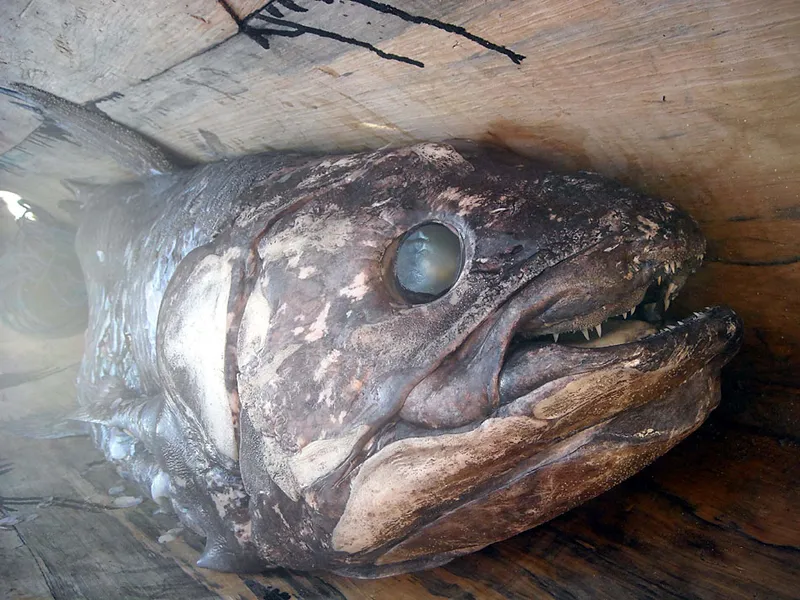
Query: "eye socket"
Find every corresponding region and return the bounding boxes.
[392,223,463,304]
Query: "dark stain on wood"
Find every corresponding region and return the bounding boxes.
[243,0,525,68]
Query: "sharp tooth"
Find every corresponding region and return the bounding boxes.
[552,333,559,342]
[657,275,662,285]
[664,295,671,311]
[582,328,590,341]
[622,311,628,319]
[595,324,602,337]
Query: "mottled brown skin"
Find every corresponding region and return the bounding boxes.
[5,84,742,578]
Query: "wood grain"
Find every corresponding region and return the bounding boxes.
[0,1,798,596]
[0,0,237,103]
[0,405,797,599]
[3,0,794,392]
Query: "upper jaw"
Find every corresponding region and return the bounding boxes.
[508,233,706,342]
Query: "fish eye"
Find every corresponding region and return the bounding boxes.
[392,223,463,304]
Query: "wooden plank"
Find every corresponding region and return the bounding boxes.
[0,0,238,104]
[0,410,797,599]
[0,0,238,211]
[225,0,267,21]
[0,526,56,600]
[1,336,798,599]
[0,435,256,600]
[91,0,799,405]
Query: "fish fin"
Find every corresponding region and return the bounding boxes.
[0,82,187,178]
[0,365,76,390]
[197,538,262,572]
[0,410,91,439]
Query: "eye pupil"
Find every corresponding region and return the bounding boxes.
[394,223,463,303]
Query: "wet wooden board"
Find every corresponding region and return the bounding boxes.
[0,0,237,104]
[0,2,798,596]
[2,330,797,598]
[0,0,238,207]
[1,400,798,599]
[1,0,797,397]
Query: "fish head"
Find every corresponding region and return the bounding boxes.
[234,143,742,575]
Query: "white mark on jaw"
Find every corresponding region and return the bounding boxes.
[305,302,331,342]
[634,428,659,438]
[298,266,317,280]
[636,216,661,239]
[340,272,370,300]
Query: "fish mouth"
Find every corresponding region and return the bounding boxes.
[495,235,743,409]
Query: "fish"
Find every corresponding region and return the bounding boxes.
[2,84,742,578]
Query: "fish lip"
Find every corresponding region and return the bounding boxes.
[497,304,743,409]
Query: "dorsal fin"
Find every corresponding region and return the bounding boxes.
[0,82,186,178]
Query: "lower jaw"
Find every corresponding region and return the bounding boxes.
[331,366,722,579]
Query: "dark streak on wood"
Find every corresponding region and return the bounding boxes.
[708,255,800,266]
[218,0,245,26]
[244,15,426,67]
[348,0,526,64]
[243,0,526,68]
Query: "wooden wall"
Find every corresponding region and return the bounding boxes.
[2,0,798,425]
[0,1,798,597]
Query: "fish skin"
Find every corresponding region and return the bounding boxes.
[1,84,742,577]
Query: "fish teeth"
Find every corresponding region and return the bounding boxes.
[582,328,590,341]
[595,324,602,337]
[552,333,559,342]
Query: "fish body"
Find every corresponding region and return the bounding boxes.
[4,85,742,577]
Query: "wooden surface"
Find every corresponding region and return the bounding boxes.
[1,374,798,599]
[1,0,798,394]
[1,1,799,597]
